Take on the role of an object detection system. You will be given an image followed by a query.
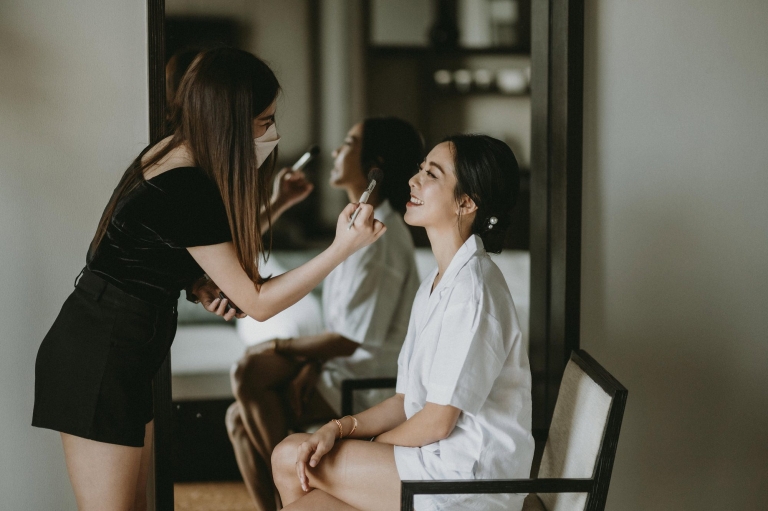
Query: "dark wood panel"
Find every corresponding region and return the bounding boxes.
[529,0,551,431]
[172,399,242,482]
[529,0,585,430]
[147,0,173,509]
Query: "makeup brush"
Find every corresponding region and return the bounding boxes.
[347,168,383,230]
[291,145,320,172]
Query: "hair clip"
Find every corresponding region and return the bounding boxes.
[488,216,498,230]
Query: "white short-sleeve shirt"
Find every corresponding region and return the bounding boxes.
[394,235,534,511]
[315,200,420,413]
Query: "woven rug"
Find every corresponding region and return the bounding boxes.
[174,482,257,511]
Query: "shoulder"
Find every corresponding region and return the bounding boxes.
[350,214,416,274]
[379,211,418,267]
[146,167,220,200]
[451,254,513,311]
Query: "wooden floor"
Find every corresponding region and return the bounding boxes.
[174,482,257,511]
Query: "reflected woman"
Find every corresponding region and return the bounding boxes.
[31,48,385,511]
[271,135,534,511]
[227,117,423,511]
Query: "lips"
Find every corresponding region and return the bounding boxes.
[408,194,424,206]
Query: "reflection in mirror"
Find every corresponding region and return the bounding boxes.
[165,1,531,508]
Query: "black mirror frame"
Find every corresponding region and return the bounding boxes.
[146,0,584,508]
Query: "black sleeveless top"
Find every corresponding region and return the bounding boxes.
[88,166,232,306]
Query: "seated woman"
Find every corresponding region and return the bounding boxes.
[226,117,424,511]
[271,134,534,511]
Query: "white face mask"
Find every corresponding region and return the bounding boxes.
[254,123,280,168]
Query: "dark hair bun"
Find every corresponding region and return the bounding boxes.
[444,134,520,253]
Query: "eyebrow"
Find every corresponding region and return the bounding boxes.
[259,114,275,122]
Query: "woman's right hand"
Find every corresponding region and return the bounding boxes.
[332,203,387,258]
[295,422,339,492]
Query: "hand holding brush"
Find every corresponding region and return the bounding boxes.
[348,168,383,230]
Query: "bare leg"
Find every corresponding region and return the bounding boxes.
[226,402,279,511]
[132,421,154,511]
[281,490,360,511]
[272,434,401,511]
[61,433,143,511]
[230,351,301,464]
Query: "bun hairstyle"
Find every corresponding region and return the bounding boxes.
[443,134,520,254]
[360,117,424,213]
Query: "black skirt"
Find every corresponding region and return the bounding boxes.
[32,269,178,447]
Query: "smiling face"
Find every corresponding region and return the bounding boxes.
[330,123,367,189]
[405,141,476,233]
[252,99,277,138]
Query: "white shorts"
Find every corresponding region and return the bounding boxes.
[393,445,524,511]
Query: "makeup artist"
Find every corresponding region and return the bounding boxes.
[227,117,423,511]
[31,48,385,511]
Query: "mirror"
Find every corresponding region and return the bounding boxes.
[150,0,586,509]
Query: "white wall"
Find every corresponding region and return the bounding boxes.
[581,1,768,509]
[0,1,147,507]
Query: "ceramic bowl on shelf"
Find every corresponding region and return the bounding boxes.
[453,69,473,93]
[496,68,527,94]
[433,69,452,88]
[473,69,494,90]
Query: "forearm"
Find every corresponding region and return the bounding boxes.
[188,242,347,322]
[253,245,345,319]
[374,403,461,447]
[277,332,358,361]
[335,394,408,440]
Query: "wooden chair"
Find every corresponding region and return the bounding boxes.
[399,349,628,511]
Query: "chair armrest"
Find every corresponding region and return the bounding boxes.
[400,478,594,511]
[340,377,397,416]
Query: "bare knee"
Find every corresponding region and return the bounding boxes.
[231,352,273,400]
[272,434,307,483]
[224,402,242,438]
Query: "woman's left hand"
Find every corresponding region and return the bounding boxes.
[295,422,338,492]
[192,278,246,320]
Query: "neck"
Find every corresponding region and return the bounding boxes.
[426,225,471,276]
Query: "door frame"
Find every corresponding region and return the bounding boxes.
[147,0,585,507]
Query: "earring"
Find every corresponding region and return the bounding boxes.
[487,216,498,230]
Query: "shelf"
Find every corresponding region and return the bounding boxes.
[368,45,530,58]
[431,87,530,98]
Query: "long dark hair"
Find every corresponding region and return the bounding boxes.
[444,134,520,253]
[165,46,201,127]
[90,48,281,284]
[360,117,424,213]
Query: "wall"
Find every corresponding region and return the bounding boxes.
[581,0,768,509]
[0,1,147,508]
[165,0,314,165]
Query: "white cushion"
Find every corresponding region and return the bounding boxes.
[538,360,612,511]
[170,325,245,400]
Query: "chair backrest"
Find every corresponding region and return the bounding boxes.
[537,350,627,511]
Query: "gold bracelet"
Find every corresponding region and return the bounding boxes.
[332,419,344,439]
[341,415,357,437]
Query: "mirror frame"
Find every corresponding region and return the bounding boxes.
[147,0,584,508]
